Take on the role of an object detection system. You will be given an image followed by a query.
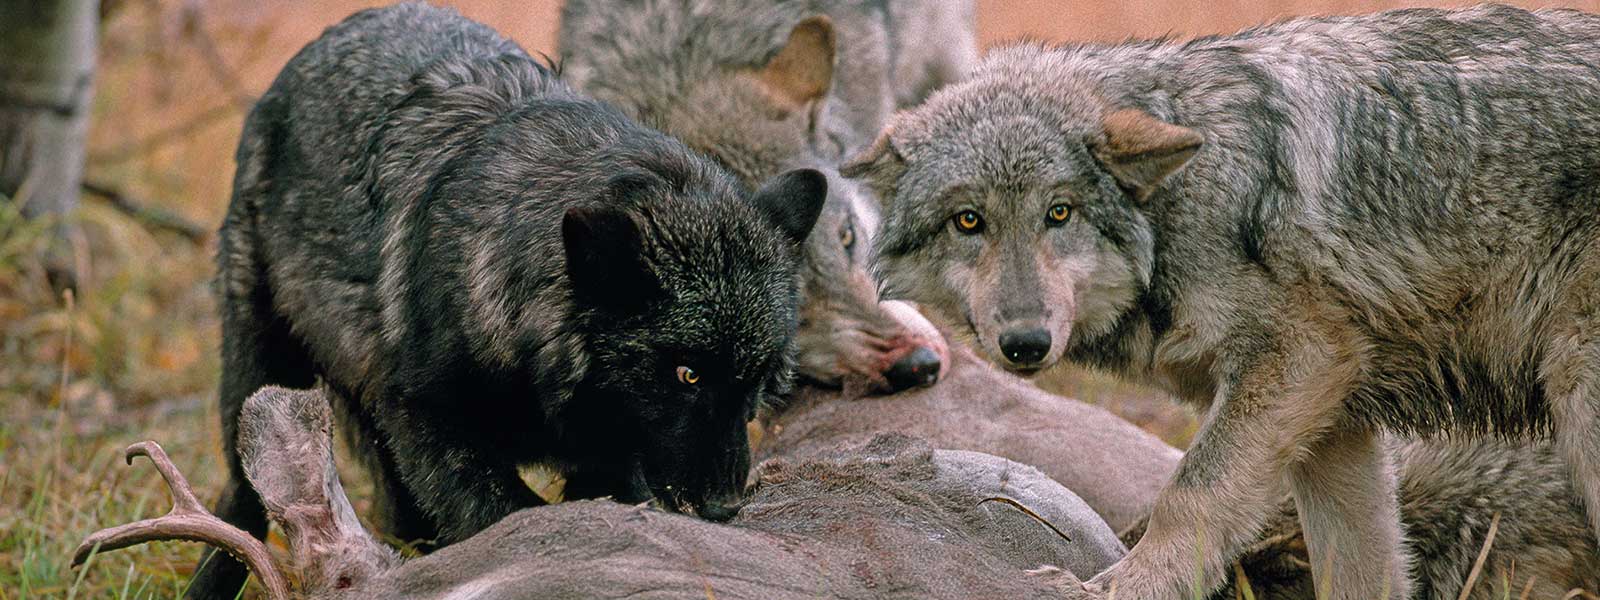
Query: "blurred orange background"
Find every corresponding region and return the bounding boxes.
[92,0,1600,233]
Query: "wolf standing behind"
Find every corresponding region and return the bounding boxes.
[560,0,975,173]
[559,0,974,392]
[848,5,1600,599]
[194,3,825,598]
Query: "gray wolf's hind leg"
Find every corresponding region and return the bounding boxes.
[1551,343,1600,549]
[1288,428,1411,600]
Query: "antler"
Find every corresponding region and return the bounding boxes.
[71,441,292,600]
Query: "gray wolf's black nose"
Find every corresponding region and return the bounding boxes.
[998,328,1051,367]
[885,346,942,391]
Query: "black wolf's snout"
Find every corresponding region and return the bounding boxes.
[999,328,1051,368]
[884,346,942,391]
[695,497,745,522]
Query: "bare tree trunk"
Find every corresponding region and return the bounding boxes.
[0,0,98,288]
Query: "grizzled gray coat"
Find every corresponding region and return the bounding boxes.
[848,5,1600,599]
[560,0,976,178]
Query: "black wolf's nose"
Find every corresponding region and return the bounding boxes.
[999,328,1051,367]
[696,500,742,523]
[885,346,942,391]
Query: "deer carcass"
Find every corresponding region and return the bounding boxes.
[74,385,1124,599]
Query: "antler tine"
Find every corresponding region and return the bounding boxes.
[127,441,205,512]
[71,441,293,600]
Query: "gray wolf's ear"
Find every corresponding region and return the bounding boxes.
[239,386,399,590]
[755,15,835,110]
[1091,108,1203,201]
[753,168,828,247]
[840,126,907,204]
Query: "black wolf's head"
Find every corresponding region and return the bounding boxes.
[562,165,825,520]
[844,44,1200,375]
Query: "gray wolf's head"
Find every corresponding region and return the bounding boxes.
[794,169,947,393]
[844,45,1200,374]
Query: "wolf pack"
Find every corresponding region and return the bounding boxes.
[73,1,1600,599]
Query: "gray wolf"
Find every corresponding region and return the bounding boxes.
[558,0,973,392]
[78,386,1126,599]
[196,3,824,597]
[847,4,1600,598]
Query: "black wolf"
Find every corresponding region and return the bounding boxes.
[848,5,1600,599]
[193,3,824,598]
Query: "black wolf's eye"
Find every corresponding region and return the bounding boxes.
[840,222,855,251]
[676,366,699,385]
[1046,204,1072,225]
[953,210,984,234]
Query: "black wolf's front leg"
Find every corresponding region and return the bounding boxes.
[375,404,545,545]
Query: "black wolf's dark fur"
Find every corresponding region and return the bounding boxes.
[194,3,823,598]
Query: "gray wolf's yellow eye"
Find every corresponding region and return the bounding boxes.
[953,210,984,234]
[840,223,855,250]
[1047,204,1072,224]
[676,366,699,385]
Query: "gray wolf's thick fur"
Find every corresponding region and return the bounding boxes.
[1205,438,1599,599]
[848,5,1600,598]
[558,0,972,391]
[200,3,824,598]
[559,0,976,175]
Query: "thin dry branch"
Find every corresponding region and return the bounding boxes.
[178,0,254,107]
[1456,512,1501,600]
[80,180,208,242]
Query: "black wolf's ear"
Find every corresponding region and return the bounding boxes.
[1091,108,1203,201]
[563,206,662,311]
[840,126,907,204]
[752,168,827,247]
[755,15,835,110]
